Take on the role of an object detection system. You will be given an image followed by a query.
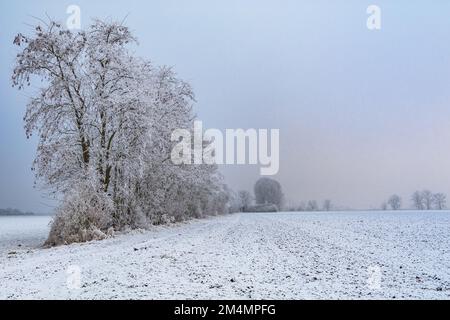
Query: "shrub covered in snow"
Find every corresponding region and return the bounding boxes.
[45,180,114,246]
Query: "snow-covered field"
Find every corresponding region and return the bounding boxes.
[1,211,449,299]
[0,216,52,253]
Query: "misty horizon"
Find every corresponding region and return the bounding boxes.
[2,0,450,213]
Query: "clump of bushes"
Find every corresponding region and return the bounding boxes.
[45,181,114,246]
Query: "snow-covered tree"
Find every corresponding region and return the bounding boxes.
[296,201,306,211]
[306,200,319,211]
[254,178,284,210]
[13,19,230,245]
[322,199,332,211]
[421,190,434,210]
[433,193,446,210]
[237,190,252,212]
[411,191,424,210]
[387,194,401,210]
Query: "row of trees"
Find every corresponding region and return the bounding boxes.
[234,182,448,213]
[411,190,446,210]
[232,178,335,213]
[285,200,333,212]
[382,191,447,210]
[0,208,35,216]
[234,183,448,214]
[13,20,230,245]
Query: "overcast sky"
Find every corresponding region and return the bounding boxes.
[1,0,450,212]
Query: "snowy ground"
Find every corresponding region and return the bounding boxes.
[1,211,449,299]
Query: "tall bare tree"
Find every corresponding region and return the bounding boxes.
[387,194,402,210]
[306,200,319,211]
[433,193,447,210]
[322,199,332,211]
[411,191,424,210]
[422,190,434,210]
[238,190,252,212]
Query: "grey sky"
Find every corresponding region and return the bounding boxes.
[1,0,450,212]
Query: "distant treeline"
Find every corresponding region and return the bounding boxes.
[381,190,447,211]
[0,208,35,216]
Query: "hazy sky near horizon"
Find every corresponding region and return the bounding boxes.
[1,0,450,212]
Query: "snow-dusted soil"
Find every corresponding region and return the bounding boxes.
[1,211,449,299]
